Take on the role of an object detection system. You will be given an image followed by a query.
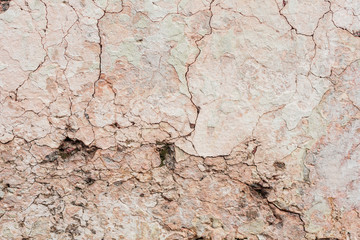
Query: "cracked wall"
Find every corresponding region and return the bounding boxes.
[0,0,360,239]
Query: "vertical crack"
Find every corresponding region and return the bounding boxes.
[83,9,107,130]
[184,0,215,133]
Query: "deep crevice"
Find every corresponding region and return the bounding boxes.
[43,137,98,163]
[0,0,10,13]
[316,238,339,240]
[353,30,360,37]
[191,237,207,240]
[249,183,272,199]
[156,142,176,170]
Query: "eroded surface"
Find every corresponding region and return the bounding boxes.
[1,0,360,239]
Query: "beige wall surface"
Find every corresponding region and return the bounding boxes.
[1,0,360,239]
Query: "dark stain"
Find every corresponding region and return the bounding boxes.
[353,30,360,37]
[316,238,339,240]
[71,201,87,208]
[65,124,76,133]
[251,145,258,155]
[238,197,248,208]
[111,122,120,128]
[66,223,79,238]
[43,137,98,163]
[246,209,259,220]
[249,183,271,199]
[156,142,176,170]
[0,0,10,13]
[58,137,98,159]
[113,181,123,186]
[50,225,62,234]
[273,161,286,170]
[85,177,95,185]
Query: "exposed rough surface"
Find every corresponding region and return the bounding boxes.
[0,0,360,239]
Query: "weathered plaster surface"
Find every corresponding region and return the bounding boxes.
[0,0,360,239]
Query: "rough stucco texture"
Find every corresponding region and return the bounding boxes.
[0,0,360,239]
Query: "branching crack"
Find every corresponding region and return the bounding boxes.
[183,0,215,133]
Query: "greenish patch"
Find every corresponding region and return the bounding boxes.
[162,16,197,93]
[156,142,175,169]
[160,16,184,38]
[212,29,237,59]
[133,15,150,29]
[306,106,327,143]
[159,144,171,167]
[168,35,197,85]
[105,41,141,67]
[59,152,71,160]
[125,139,133,145]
